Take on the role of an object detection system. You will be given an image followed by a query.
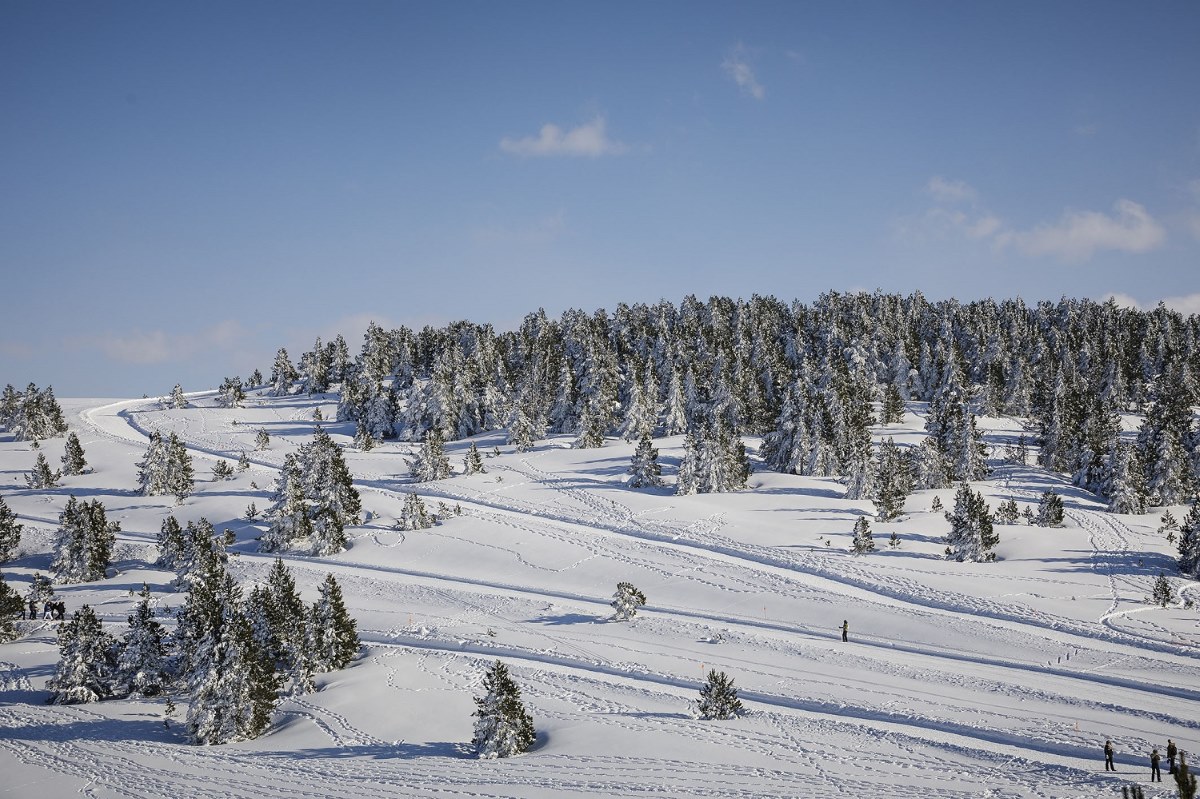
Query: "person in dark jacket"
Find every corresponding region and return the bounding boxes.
[1168,739,1178,773]
[1152,748,1162,781]
[1104,740,1115,771]
[840,620,848,642]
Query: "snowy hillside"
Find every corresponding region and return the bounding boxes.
[1,390,1198,798]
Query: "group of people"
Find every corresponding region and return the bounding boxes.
[1106,738,1181,782]
[18,598,66,621]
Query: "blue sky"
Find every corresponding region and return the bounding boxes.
[2,1,1198,396]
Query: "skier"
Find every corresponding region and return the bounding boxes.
[840,620,848,643]
[1168,739,1178,773]
[1104,739,1115,771]
[28,597,36,619]
[1151,747,1162,782]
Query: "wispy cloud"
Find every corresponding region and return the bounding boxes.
[722,43,765,100]
[904,176,1167,263]
[500,117,626,158]
[926,176,977,204]
[997,199,1165,261]
[1103,291,1200,317]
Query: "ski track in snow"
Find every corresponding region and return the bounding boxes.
[0,395,1191,797]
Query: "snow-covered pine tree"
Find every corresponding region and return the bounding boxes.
[0,495,22,562]
[155,515,185,570]
[472,659,535,758]
[270,348,298,396]
[872,438,911,521]
[309,573,359,672]
[1176,499,1200,579]
[573,398,606,449]
[506,398,539,453]
[137,431,169,497]
[409,428,452,482]
[60,432,88,476]
[463,442,486,475]
[52,496,118,584]
[1152,572,1174,607]
[238,450,250,471]
[851,516,875,554]
[675,429,702,496]
[47,605,116,704]
[0,383,18,431]
[1103,442,1146,514]
[1035,491,1065,527]
[25,452,60,489]
[299,428,361,555]
[166,433,195,501]
[993,499,1020,525]
[944,482,997,562]
[611,582,647,620]
[211,459,234,481]
[696,669,744,720]
[627,435,663,488]
[261,454,313,553]
[396,492,435,530]
[910,437,950,490]
[115,585,168,697]
[170,383,189,408]
[255,428,271,451]
[217,376,246,408]
[247,558,313,694]
[0,572,24,642]
[880,381,905,425]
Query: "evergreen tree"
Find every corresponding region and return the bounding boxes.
[52,496,118,584]
[156,515,185,570]
[309,574,359,672]
[247,559,313,694]
[472,660,535,758]
[872,438,911,521]
[627,435,663,488]
[611,582,647,620]
[696,669,744,720]
[170,383,189,408]
[1176,499,1200,579]
[1035,491,1065,527]
[993,499,1020,525]
[238,450,250,471]
[396,492,435,530]
[944,482,997,562]
[261,454,313,553]
[1160,509,1180,543]
[675,430,703,496]
[217,376,246,408]
[270,348,299,396]
[1152,572,1174,607]
[409,428,452,482]
[463,442,486,475]
[850,516,875,554]
[212,459,234,481]
[47,605,116,704]
[0,572,23,642]
[880,381,905,425]
[506,399,539,453]
[1103,442,1147,514]
[910,438,950,490]
[0,495,24,563]
[1177,753,1197,799]
[60,432,88,476]
[255,428,271,451]
[115,585,168,697]
[299,428,361,555]
[25,452,61,489]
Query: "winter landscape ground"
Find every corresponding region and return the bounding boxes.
[1,390,1197,798]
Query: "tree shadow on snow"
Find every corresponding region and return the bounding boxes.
[528,612,598,626]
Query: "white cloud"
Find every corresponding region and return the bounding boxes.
[722,44,765,100]
[1102,292,1143,310]
[926,176,977,204]
[1161,292,1200,317]
[500,117,626,158]
[997,199,1166,262]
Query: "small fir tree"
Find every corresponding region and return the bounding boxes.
[170,384,189,408]
[944,482,997,562]
[60,432,88,475]
[880,381,905,425]
[0,495,23,562]
[627,435,663,488]
[255,429,271,451]
[25,452,61,489]
[52,496,118,584]
[472,660,535,758]
[115,585,168,697]
[1177,752,1197,799]
[1176,499,1200,579]
[1152,572,1174,607]
[930,496,943,512]
[887,531,901,549]
[1035,491,1065,527]
[850,517,875,554]
[611,582,647,621]
[396,492,435,530]
[1160,509,1180,544]
[237,451,251,471]
[47,605,116,704]
[0,572,24,642]
[993,499,1020,525]
[696,669,744,720]
[409,429,452,482]
[464,442,486,475]
[309,573,359,672]
[212,460,234,481]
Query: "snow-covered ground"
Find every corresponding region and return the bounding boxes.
[1,392,1197,798]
